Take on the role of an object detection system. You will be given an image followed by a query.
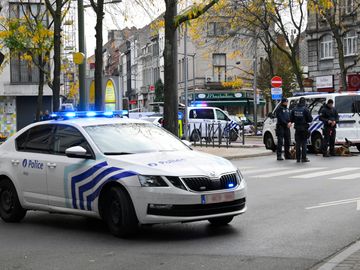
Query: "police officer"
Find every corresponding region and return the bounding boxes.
[275,98,291,161]
[319,99,339,157]
[290,97,313,163]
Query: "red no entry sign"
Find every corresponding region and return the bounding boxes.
[271,76,283,88]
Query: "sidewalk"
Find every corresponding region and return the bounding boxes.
[193,144,272,160]
[314,240,360,270]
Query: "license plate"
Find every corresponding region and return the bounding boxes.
[201,192,235,204]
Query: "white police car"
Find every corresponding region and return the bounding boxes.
[0,111,247,237]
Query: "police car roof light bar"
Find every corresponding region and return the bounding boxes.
[292,92,327,97]
[51,110,129,120]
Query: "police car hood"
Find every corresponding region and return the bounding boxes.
[107,150,236,177]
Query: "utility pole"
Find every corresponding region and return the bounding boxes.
[183,19,189,139]
[253,35,258,135]
[78,0,86,111]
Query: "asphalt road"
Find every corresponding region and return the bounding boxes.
[2,151,360,270]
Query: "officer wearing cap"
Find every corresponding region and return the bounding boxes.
[290,97,313,162]
[275,97,291,161]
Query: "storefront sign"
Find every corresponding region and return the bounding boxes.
[89,80,95,104]
[105,79,116,103]
[316,75,333,89]
[348,74,360,90]
[196,92,244,100]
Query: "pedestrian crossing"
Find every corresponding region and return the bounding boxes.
[240,166,360,180]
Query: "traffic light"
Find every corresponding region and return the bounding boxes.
[0,52,4,67]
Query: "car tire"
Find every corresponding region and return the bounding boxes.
[229,130,238,142]
[208,216,234,226]
[311,132,323,154]
[102,186,138,238]
[190,129,201,142]
[0,179,26,223]
[264,133,276,152]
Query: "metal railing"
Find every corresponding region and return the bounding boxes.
[185,122,245,148]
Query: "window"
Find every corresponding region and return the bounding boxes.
[9,2,47,84]
[307,98,327,114]
[16,125,54,153]
[213,53,226,82]
[289,100,298,111]
[207,22,229,37]
[52,125,92,155]
[189,109,215,120]
[216,110,230,121]
[345,0,354,14]
[335,96,360,113]
[320,35,333,59]
[344,30,357,56]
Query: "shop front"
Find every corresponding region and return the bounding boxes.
[185,91,266,118]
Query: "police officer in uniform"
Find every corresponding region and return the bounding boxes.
[319,99,339,157]
[276,98,291,161]
[290,97,313,162]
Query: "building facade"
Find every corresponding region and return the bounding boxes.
[306,2,360,92]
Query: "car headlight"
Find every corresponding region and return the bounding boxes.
[236,169,243,183]
[138,175,168,187]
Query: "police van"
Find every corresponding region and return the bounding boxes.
[187,106,239,142]
[262,92,360,153]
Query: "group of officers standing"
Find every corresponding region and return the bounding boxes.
[276,97,339,162]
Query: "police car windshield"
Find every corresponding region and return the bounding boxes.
[84,123,189,155]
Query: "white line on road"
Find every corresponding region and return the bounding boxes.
[290,168,360,179]
[306,197,360,210]
[330,172,360,180]
[242,167,291,175]
[256,167,325,178]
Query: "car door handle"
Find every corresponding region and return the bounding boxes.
[11,160,19,166]
[47,162,56,168]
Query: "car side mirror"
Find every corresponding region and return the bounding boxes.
[65,146,92,159]
[182,140,193,148]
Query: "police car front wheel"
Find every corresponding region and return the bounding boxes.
[0,179,26,223]
[208,215,234,226]
[101,186,138,238]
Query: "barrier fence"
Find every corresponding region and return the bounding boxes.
[184,122,245,148]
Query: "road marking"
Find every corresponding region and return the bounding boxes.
[306,197,360,210]
[256,167,325,178]
[243,167,290,175]
[317,240,360,270]
[331,172,360,180]
[291,168,360,179]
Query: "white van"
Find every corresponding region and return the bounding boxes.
[262,92,360,153]
[187,106,239,142]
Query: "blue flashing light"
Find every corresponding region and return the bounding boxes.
[191,102,208,107]
[86,111,97,117]
[50,113,57,118]
[103,111,114,116]
[228,183,234,188]
[65,112,76,118]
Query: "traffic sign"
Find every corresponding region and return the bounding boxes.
[271,76,283,88]
[271,87,282,100]
[149,85,155,91]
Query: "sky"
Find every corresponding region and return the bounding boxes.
[83,0,165,56]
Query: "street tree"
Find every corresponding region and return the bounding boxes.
[0,5,53,120]
[257,46,296,100]
[44,0,71,111]
[162,0,219,135]
[89,0,106,111]
[308,0,360,91]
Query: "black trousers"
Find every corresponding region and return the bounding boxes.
[322,127,336,154]
[295,130,308,161]
[276,126,290,157]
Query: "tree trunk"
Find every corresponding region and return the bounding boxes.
[94,0,104,111]
[36,57,45,121]
[334,33,348,91]
[52,5,62,112]
[163,0,178,135]
[291,53,304,92]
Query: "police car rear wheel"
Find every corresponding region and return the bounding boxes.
[311,133,323,154]
[208,216,234,226]
[264,133,276,152]
[102,186,138,237]
[0,179,26,222]
[190,130,201,142]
